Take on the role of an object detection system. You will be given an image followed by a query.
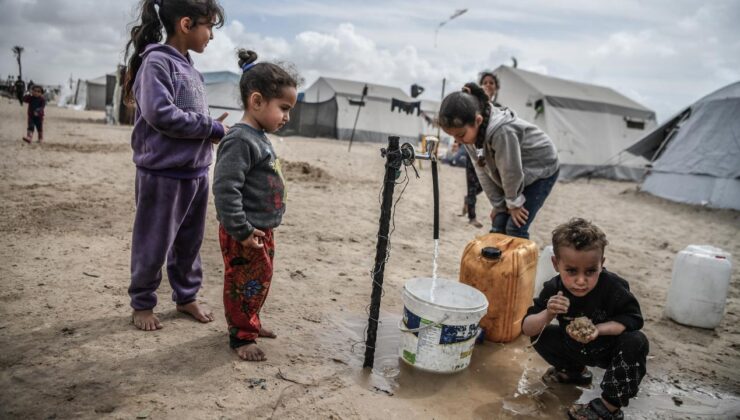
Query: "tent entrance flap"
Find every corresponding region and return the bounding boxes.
[278,97,338,139]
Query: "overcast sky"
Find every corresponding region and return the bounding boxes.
[1,0,738,121]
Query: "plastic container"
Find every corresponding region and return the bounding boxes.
[459,233,538,343]
[399,277,488,373]
[665,245,733,329]
[534,245,558,298]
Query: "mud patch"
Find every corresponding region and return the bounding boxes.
[282,160,332,182]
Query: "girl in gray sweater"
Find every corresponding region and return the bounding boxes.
[213,49,298,361]
[439,83,559,239]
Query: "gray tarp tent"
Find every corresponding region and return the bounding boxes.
[285,77,439,144]
[626,81,740,210]
[494,66,657,180]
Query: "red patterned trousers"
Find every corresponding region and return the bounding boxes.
[219,225,275,345]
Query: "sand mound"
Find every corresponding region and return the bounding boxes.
[282,160,331,182]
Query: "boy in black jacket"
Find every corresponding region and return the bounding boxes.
[522,218,649,420]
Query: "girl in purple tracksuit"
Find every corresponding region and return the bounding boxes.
[123,0,226,331]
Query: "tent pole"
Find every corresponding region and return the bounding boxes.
[348,84,368,152]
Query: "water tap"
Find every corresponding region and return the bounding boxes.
[415,136,439,161]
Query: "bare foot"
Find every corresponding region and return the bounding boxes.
[259,326,277,338]
[132,309,162,331]
[235,343,266,361]
[468,219,484,228]
[22,136,31,144]
[176,301,215,323]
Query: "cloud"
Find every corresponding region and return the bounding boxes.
[195,21,464,97]
[0,0,738,121]
[591,31,677,58]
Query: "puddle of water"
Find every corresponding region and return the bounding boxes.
[327,311,740,419]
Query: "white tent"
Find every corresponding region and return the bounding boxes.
[293,77,438,143]
[494,66,657,180]
[85,75,108,111]
[202,71,242,127]
[626,81,740,210]
[82,74,116,111]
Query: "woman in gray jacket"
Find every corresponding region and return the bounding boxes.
[439,83,559,239]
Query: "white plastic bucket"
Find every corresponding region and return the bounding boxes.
[665,245,733,329]
[399,277,489,373]
[534,245,557,298]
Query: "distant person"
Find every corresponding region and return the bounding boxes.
[461,71,502,228]
[439,83,559,239]
[213,49,298,361]
[22,85,46,143]
[479,70,501,106]
[522,218,648,420]
[123,0,228,331]
[14,77,25,106]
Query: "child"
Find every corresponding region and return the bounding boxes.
[123,0,227,331]
[439,83,559,239]
[479,70,501,106]
[22,85,46,143]
[461,71,502,228]
[522,218,649,420]
[213,49,298,361]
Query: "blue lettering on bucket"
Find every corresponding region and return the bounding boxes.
[404,307,479,344]
[403,307,422,336]
[440,324,479,345]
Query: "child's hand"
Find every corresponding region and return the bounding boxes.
[509,206,530,227]
[211,112,230,144]
[569,324,599,344]
[241,229,265,249]
[546,291,569,317]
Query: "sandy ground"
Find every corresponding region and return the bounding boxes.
[0,100,739,419]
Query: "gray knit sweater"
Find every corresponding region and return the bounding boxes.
[213,123,285,241]
[464,106,559,212]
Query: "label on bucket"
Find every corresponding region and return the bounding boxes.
[403,308,479,344]
[400,306,482,373]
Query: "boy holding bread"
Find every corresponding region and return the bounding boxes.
[522,218,649,420]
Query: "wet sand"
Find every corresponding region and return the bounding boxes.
[0,100,738,419]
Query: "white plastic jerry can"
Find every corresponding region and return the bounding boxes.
[534,245,558,298]
[665,245,733,329]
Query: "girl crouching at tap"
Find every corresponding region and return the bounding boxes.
[439,83,559,239]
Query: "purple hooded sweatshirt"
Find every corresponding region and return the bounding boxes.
[131,44,224,178]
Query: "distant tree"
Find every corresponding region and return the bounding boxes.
[12,46,24,80]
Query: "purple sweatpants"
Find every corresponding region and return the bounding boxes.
[129,169,209,310]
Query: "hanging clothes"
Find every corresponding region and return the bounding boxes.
[391,98,421,116]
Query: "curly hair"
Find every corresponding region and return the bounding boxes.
[551,218,609,258]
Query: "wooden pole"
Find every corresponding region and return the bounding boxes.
[348,84,368,152]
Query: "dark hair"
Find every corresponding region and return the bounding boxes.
[478,71,500,90]
[123,0,225,104]
[438,82,491,164]
[236,49,299,109]
[32,85,44,93]
[552,218,609,258]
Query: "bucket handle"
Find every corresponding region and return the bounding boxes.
[398,314,450,333]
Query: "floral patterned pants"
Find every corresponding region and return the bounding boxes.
[219,225,275,347]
